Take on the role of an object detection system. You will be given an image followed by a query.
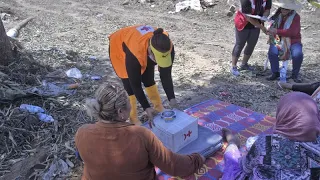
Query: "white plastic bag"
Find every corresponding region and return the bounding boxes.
[65,68,82,79]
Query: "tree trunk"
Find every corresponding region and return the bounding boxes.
[0,19,13,66]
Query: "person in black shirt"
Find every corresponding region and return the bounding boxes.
[108,26,177,126]
[231,0,272,76]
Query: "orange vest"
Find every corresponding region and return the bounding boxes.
[109,25,168,79]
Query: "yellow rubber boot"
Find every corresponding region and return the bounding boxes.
[145,84,164,112]
[129,95,142,125]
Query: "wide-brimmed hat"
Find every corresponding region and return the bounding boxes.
[273,0,302,11]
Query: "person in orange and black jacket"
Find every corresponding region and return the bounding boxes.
[108,25,177,126]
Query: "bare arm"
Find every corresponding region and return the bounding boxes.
[263,0,272,17]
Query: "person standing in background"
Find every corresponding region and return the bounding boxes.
[231,0,271,76]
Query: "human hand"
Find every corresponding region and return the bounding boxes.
[169,98,178,109]
[268,27,277,35]
[146,107,159,128]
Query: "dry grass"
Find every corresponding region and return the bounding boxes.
[0,49,98,179]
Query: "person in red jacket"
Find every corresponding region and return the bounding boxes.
[266,0,303,83]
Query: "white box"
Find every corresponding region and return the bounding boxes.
[152,109,199,153]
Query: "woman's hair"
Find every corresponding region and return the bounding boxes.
[151,28,171,52]
[85,83,128,121]
[270,8,282,20]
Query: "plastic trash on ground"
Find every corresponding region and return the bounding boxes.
[20,104,45,114]
[90,75,102,80]
[19,104,55,123]
[26,82,77,97]
[37,113,54,123]
[6,29,18,38]
[175,0,202,12]
[42,159,69,180]
[65,68,82,79]
[279,61,289,83]
[88,56,97,60]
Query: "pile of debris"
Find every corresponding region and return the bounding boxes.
[0,48,99,179]
[1,12,115,179]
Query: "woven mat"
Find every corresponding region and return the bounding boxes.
[144,99,276,180]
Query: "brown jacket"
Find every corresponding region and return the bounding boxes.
[75,121,204,180]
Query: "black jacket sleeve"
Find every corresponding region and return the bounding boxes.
[123,43,151,110]
[159,46,175,101]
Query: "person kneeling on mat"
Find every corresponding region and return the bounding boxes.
[108,25,177,125]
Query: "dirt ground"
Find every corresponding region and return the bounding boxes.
[0,0,319,179]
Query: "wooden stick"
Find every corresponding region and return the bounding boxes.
[13,17,34,31]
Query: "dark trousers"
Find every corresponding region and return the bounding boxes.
[268,43,303,77]
[121,65,155,96]
[292,82,320,96]
[108,43,156,97]
[232,28,260,57]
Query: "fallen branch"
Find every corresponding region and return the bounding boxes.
[6,17,34,38]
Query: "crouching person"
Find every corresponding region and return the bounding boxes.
[75,83,205,180]
[267,0,303,83]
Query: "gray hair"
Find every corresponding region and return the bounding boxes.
[85,83,128,121]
